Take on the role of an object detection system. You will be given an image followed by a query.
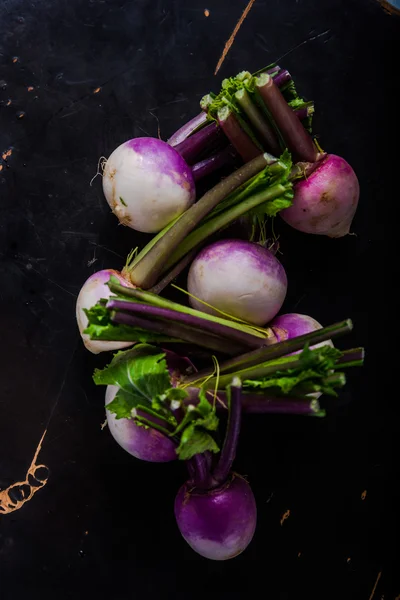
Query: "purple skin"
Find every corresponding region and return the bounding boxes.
[105,385,177,462]
[104,350,193,462]
[187,239,287,326]
[281,154,360,237]
[269,313,333,354]
[102,138,195,233]
[174,473,257,560]
[167,112,208,147]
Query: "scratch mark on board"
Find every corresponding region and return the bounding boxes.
[273,30,331,65]
[368,572,382,600]
[280,509,290,526]
[214,0,256,75]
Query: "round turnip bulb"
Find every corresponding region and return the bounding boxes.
[270,313,334,352]
[174,474,257,560]
[102,138,195,233]
[280,154,359,237]
[76,269,134,354]
[187,239,287,326]
[105,385,177,462]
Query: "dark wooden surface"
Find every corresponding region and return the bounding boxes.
[0,1,398,598]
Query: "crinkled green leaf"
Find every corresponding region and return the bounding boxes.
[94,345,172,418]
[177,426,219,461]
[243,345,343,395]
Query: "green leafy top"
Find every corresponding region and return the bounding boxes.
[200,65,314,145]
[94,345,220,460]
[242,345,343,396]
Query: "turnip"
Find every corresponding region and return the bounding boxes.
[270,313,334,352]
[105,385,177,462]
[187,239,287,326]
[174,378,257,560]
[102,138,196,233]
[280,154,360,237]
[76,269,134,354]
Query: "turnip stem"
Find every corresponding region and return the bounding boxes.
[192,454,209,488]
[213,378,242,485]
[161,181,290,272]
[185,387,324,416]
[111,311,244,355]
[174,122,223,165]
[148,249,198,295]
[294,103,314,120]
[107,300,265,349]
[192,145,238,182]
[217,106,262,162]
[240,393,321,415]
[335,348,365,368]
[256,73,318,162]
[168,111,208,147]
[273,69,291,88]
[127,154,268,289]
[183,320,353,385]
[234,88,280,155]
[108,280,268,339]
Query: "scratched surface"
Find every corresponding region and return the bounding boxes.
[0,0,398,598]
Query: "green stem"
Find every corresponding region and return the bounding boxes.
[127,154,269,289]
[125,215,182,272]
[161,182,290,273]
[182,320,353,385]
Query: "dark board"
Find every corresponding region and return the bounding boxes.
[0,1,398,598]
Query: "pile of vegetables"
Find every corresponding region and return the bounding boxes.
[76,62,363,560]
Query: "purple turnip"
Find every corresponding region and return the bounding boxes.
[102,138,196,233]
[280,154,359,237]
[76,269,134,354]
[174,378,257,560]
[105,385,177,462]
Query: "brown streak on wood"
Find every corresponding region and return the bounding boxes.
[280,509,290,526]
[368,572,382,600]
[214,0,256,75]
[0,428,49,515]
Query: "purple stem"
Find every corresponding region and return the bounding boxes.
[256,73,318,163]
[168,111,208,147]
[107,299,264,349]
[192,145,239,182]
[212,378,242,485]
[240,393,321,415]
[266,66,281,77]
[192,453,209,488]
[294,104,314,120]
[111,311,244,355]
[218,106,262,162]
[273,69,291,88]
[174,122,224,165]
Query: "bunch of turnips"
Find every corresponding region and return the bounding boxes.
[76,63,363,560]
